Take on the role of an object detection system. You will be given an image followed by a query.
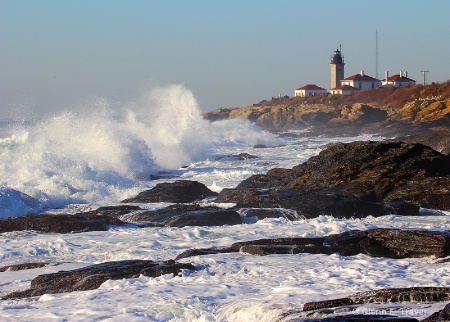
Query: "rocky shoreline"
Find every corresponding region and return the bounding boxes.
[2,138,450,320]
[2,84,450,320]
[2,227,450,320]
[203,82,450,153]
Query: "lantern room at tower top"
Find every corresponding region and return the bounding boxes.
[331,47,344,65]
[330,47,345,89]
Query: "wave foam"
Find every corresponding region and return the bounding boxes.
[0,85,281,214]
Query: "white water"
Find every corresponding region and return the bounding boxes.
[1,85,449,321]
[0,85,280,216]
[1,215,450,321]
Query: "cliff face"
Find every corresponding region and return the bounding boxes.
[204,102,389,132]
[393,98,450,124]
[253,104,339,130]
[204,98,450,131]
[204,81,450,131]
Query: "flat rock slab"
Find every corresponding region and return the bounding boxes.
[303,287,450,311]
[280,313,419,321]
[121,180,218,203]
[121,204,242,227]
[2,260,195,300]
[233,152,258,160]
[83,205,143,219]
[0,213,125,234]
[280,288,450,321]
[174,228,450,260]
[325,228,450,258]
[0,262,50,272]
[240,208,303,221]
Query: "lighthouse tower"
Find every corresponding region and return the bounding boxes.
[330,46,345,89]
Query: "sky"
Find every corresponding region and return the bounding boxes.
[1,0,449,119]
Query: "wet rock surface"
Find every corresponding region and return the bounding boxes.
[82,205,143,219]
[121,204,242,227]
[240,208,303,221]
[0,213,126,234]
[233,152,258,160]
[174,228,450,260]
[280,311,420,321]
[0,262,50,272]
[0,204,242,233]
[325,228,450,258]
[2,260,195,300]
[121,180,218,203]
[302,287,450,311]
[279,287,450,321]
[217,141,450,218]
[395,127,450,154]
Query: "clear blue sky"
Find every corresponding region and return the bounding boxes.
[1,0,449,118]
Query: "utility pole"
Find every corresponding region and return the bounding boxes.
[420,70,429,86]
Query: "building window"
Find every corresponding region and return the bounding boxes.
[358,82,362,89]
[372,82,375,88]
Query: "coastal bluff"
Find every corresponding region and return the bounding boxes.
[203,81,450,152]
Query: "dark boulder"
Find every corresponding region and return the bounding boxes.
[83,205,142,219]
[281,287,450,321]
[121,180,218,203]
[2,260,195,300]
[280,308,420,321]
[325,228,450,258]
[174,248,233,261]
[217,141,450,217]
[0,262,50,272]
[282,314,419,321]
[232,237,330,255]
[240,208,303,221]
[233,152,258,160]
[302,287,450,311]
[398,127,450,154]
[162,209,241,227]
[121,204,242,227]
[0,213,126,234]
[254,144,269,148]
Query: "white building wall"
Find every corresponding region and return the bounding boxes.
[294,90,305,97]
[382,80,414,88]
[295,89,327,97]
[330,88,358,95]
[307,89,327,96]
[341,80,381,90]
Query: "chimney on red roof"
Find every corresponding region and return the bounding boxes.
[361,70,364,76]
[385,71,389,81]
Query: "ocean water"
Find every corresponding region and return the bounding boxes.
[1,85,449,321]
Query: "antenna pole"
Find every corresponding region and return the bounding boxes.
[420,70,429,86]
[376,31,378,79]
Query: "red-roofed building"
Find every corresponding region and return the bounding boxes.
[294,84,327,97]
[340,71,381,90]
[329,85,361,95]
[382,71,416,87]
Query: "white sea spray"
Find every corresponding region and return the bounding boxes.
[0,85,281,215]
